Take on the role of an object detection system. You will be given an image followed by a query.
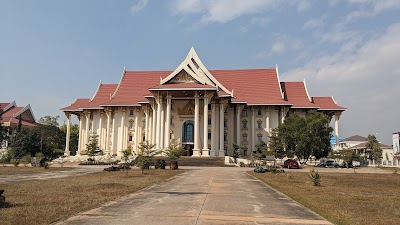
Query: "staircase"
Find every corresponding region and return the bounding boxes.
[156,156,226,167]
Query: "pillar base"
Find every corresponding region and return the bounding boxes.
[64,151,70,157]
[202,149,210,157]
[218,150,225,157]
[209,150,216,157]
[192,149,201,157]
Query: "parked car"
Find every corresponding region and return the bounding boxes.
[318,160,339,168]
[283,159,300,169]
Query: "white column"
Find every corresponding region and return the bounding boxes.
[236,105,241,146]
[145,106,149,141]
[335,112,341,146]
[193,93,201,156]
[111,111,116,155]
[98,110,103,150]
[134,107,139,149]
[210,101,216,157]
[106,109,111,154]
[165,95,171,148]
[266,107,270,133]
[64,112,71,156]
[152,100,156,145]
[156,95,162,149]
[251,107,255,153]
[160,101,165,149]
[219,101,225,157]
[121,108,126,150]
[281,106,286,124]
[77,113,83,155]
[85,111,90,147]
[203,95,210,156]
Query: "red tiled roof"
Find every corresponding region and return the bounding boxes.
[0,103,10,110]
[7,118,38,127]
[210,69,288,105]
[102,71,171,106]
[312,97,346,111]
[61,98,90,111]
[2,107,24,118]
[82,84,118,109]
[281,82,318,108]
[149,83,216,90]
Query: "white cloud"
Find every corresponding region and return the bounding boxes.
[344,0,400,23]
[130,0,149,15]
[303,17,325,30]
[271,41,286,54]
[171,0,312,24]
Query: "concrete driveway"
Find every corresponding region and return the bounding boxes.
[56,167,331,225]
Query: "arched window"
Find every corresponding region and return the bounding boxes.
[257,133,263,142]
[129,119,134,129]
[257,119,262,129]
[182,120,194,143]
[242,119,248,129]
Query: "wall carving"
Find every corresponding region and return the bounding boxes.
[171,70,195,82]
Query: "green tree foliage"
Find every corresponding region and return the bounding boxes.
[164,141,185,169]
[338,148,360,168]
[120,147,133,174]
[9,128,41,158]
[269,111,333,163]
[60,124,79,155]
[268,128,285,159]
[0,109,7,145]
[39,115,60,127]
[135,141,159,174]
[228,144,242,160]
[365,134,383,161]
[84,133,100,160]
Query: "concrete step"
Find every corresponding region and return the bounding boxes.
[155,156,226,167]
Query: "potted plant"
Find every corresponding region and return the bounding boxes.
[164,141,185,170]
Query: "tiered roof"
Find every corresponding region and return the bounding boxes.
[0,102,37,127]
[61,48,346,112]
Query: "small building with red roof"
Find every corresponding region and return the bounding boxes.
[61,48,346,157]
[0,101,38,149]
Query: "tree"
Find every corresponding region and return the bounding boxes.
[164,141,185,169]
[227,143,242,163]
[270,111,333,163]
[268,128,285,160]
[84,133,100,160]
[39,115,60,127]
[0,109,7,145]
[34,124,65,159]
[120,147,133,175]
[9,128,41,158]
[365,134,382,161]
[135,141,159,174]
[338,148,360,168]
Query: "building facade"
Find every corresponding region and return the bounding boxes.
[61,48,346,157]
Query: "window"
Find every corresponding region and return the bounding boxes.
[242,132,248,143]
[208,104,211,110]
[242,107,248,116]
[242,146,248,156]
[257,109,262,116]
[129,108,134,116]
[257,119,262,129]
[242,119,248,129]
[224,131,227,141]
[129,120,134,129]
[208,114,211,125]
[208,129,211,140]
[257,133,263,142]
[129,135,133,142]
[224,118,227,128]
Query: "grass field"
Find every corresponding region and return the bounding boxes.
[250,171,400,225]
[0,166,72,175]
[0,168,183,225]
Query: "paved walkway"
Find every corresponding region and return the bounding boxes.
[0,166,103,184]
[57,167,331,225]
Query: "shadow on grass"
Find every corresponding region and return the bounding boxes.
[0,202,23,208]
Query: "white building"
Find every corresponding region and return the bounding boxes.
[61,48,346,157]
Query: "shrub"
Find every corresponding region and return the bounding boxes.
[155,159,166,169]
[253,166,266,173]
[12,159,20,167]
[23,154,32,167]
[309,169,321,186]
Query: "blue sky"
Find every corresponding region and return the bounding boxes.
[1,0,399,144]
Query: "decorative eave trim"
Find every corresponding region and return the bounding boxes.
[291,106,320,109]
[3,100,16,112]
[247,103,293,106]
[99,104,141,107]
[317,108,347,111]
[148,87,216,91]
[276,64,284,99]
[90,80,102,102]
[303,79,312,103]
[111,67,126,99]
[14,104,36,122]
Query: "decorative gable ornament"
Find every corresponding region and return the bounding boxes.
[161,47,232,96]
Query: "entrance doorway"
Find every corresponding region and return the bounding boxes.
[182,120,194,156]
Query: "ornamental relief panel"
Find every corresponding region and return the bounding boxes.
[171,70,196,83]
[177,100,203,117]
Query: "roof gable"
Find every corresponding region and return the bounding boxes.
[281,81,318,108]
[161,47,232,95]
